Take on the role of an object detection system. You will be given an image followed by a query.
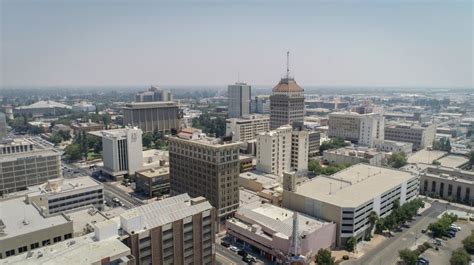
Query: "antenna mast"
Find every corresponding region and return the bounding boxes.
[286,51,290,79]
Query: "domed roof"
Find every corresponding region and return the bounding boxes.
[272,77,304,93]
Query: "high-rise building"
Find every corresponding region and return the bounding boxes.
[0,145,61,196]
[252,95,270,114]
[120,193,215,265]
[168,128,240,222]
[225,114,270,142]
[0,113,7,140]
[228,82,251,118]
[135,85,173,102]
[256,125,308,177]
[328,112,384,147]
[99,127,143,179]
[384,122,436,151]
[270,52,305,129]
[123,101,182,134]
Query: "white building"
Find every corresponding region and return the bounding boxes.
[328,112,384,148]
[72,101,96,112]
[228,82,251,118]
[226,114,270,142]
[99,127,143,179]
[256,125,308,177]
[0,113,7,140]
[376,140,413,156]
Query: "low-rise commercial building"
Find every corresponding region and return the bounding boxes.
[226,202,336,263]
[376,140,413,156]
[328,112,384,148]
[239,171,282,205]
[135,167,170,197]
[26,177,104,216]
[384,122,436,150]
[71,121,104,135]
[322,147,384,166]
[420,165,473,204]
[239,155,254,173]
[225,114,270,142]
[14,100,71,117]
[283,164,419,246]
[0,197,73,259]
[123,101,181,134]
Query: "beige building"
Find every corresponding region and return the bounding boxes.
[323,147,384,166]
[384,122,436,150]
[0,197,73,259]
[225,114,270,142]
[328,112,384,147]
[376,140,413,156]
[256,125,308,177]
[420,165,473,204]
[168,128,240,221]
[283,164,419,246]
[123,101,181,134]
[135,167,170,197]
[71,121,104,135]
[120,193,215,265]
[0,148,61,196]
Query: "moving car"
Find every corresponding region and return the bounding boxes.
[229,246,239,252]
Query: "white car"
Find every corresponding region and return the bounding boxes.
[450,224,461,231]
[229,246,239,252]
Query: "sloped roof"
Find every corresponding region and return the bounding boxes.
[272,77,303,93]
[17,100,71,109]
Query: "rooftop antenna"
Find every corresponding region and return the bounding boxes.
[286,51,290,79]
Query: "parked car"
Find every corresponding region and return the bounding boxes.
[417,257,430,264]
[220,242,230,247]
[446,231,456,238]
[237,250,248,257]
[229,246,239,252]
[450,224,461,231]
[242,256,256,263]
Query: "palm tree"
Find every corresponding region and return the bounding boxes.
[368,211,379,237]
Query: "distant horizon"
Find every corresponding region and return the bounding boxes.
[1,1,472,88]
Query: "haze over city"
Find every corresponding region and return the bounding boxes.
[1,0,472,88]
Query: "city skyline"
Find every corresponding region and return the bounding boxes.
[1,0,472,88]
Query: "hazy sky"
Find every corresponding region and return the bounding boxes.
[1,0,472,88]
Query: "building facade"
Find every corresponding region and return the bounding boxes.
[120,194,215,265]
[328,112,384,147]
[420,166,473,204]
[168,129,240,221]
[322,147,384,166]
[384,122,436,151]
[135,167,170,198]
[225,114,270,142]
[135,85,173,102]
[308,131,321,158]
[256,125,308,177]
[269,77,305,129]
[0,148,61,196]
[228,82,251,118]
[123,101,181,134]
[252,95,270,114]
[100,128,143,178]
[0,113,7,140]
[376,140,413,156]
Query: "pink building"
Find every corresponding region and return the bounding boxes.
[226,202,336,263]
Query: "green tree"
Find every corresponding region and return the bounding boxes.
[319,138,346,153]
[308,160,322,173]
[346,237,357,252]
[142,132,154,149]
[462,231,474,254]
[450,248,471,265]
[432,160,441,165]
[65,143,82,161]
[49,133,64,145]
[398,249,418,265]
[368,211,379,236]
[388,152,407,168]
[315,248,335,265]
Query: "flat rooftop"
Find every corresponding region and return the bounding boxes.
[136,167,170,178]
[27,177,102,196]
[239,170,279,189]
[65,207,109,236]
[325,146,381,157]
[124,101,178,109]
[121,193,212,231]
[436,155,469,168]
[239,188,265,205]
[88,127,141,138]
[233,202,331,239]
[0,197,70,240]
[407,150,447,164]
[0,148,59,163]
[294,164,416,208]
[0,233,130,265]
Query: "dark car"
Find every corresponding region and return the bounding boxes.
[238,250,248,257]
[220,241,230,247]
[242,256,256,263]
[417,257,430,264]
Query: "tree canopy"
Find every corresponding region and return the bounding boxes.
[315,248,335,265]
[388,152,407,168]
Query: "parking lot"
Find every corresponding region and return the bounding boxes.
[216,233,269,265]
[422,221,473,265]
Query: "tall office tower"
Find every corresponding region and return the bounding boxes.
[270,52,305,129]
[225,114,270,142]
[120,193,216,265]
[328,112,384,148]
[135,85,173,102]
[123,101,182,134]
[0,141,61,196]
[256,125,308,177]
[228,82,251,118]
[100,127,143,179]
[0,112,7,140]
[168,128,240,222]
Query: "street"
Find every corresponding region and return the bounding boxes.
[215,244,246,265]
[103,182,144,209]
[344,201,469,265]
